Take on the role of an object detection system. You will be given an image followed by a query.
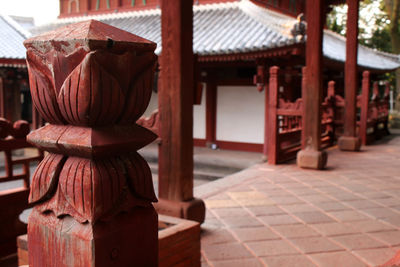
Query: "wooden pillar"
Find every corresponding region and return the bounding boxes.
[359,71,370,145]
[268,66,279,164]
[338,0,361,151]
[297,0,327,169]
[24,20,158,266]
[254,64,268,159]
[156,0,205,223]
[0,77,4,117]
[205,81,217,147]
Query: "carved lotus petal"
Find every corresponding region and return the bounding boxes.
[57,51,125,126]
[59,157,127,222]
[29,153,65,204]
[121,153,157,202]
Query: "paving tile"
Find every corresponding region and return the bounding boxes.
[343,199,382,209]
[374,197,400,207]
[313,201,350,212]
[201,229,237,245]
[331,233,388,250]
[259,214,301,226]
[272,224,320,238]
[202,218,225,229]
[381,216,400,227]
[328,210,370,222]
[279,203,319,213]
[293,211,335,224]
[205,199,240,209]
[353,247,398,267]
[360,207,399,219]
[232,227,279,242]
[289,237,345,254]
[227,191,269,200]
[268,195,304,205]
[300,194,334,203]
[235,198,275,207]
[261,255,317,267]
[309,251,367,267]
[246,239,300,257]
[220,216,263,228]
[369,231,400,246]
[247,205,286,216]
[212,207,252,218]
[311,222,359,236]
[345,220,395,233]
[202,243,253,261]
[210,258,264,267]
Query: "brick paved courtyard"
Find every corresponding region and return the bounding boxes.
[198,133,400,267]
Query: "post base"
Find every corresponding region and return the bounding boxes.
[297,149,327,170]
[338,136,361,151]
[28,207,158,267]
[154,198,206,224]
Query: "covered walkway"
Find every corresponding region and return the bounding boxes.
[197,131,400,267]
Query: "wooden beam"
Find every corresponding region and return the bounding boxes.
[156,0,205,223]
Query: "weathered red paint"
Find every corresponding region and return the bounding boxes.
[24,20,158,266]
[0,119,43,259]
[338,0,361,151]
[156,0,205,223]
[296,0,327,170]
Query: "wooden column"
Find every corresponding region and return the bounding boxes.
[206,81,217,147]
[338,0,361,151]
[359,71,370,145]
[267,66,279,164]
[297,0,327,169]
[24,20,158,266]
[0,77,4,117]
[156,0,205,223]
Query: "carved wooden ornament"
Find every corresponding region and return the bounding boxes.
[24,20,159,266]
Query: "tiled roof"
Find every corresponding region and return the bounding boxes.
[29,0,400,71]
[0,15,31,60]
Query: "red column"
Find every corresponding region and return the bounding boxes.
[24,20,158,266]
[206,81,217,147]
[0,77,4,117]
[359,71,370,145]
[156,0,205,223]
[338,0,361,151]
[268,66,279,164]
[297,0,327,169]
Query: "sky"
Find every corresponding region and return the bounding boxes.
[0,0,60,26]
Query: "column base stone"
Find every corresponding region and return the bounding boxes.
[297,149,327,170]
[154,198,206,224]
[338,136,361,151]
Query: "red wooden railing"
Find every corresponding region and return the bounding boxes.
[0,119,43,259]
[267,67,390,164]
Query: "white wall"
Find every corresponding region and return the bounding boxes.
[143,91,158,117]
[193,86,206,139]
[142,89,206,140]
[216,86,265,144]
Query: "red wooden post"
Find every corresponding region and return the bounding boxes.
[157,0,205,223]
[339,0,361,151]
[360,71,370,146]
[297,0,327,169]
[0,77,5,118]
[268,66,279,164]
[24,20,159,266]
[206,81,217,147]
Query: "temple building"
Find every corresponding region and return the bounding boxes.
[29,0,400,154]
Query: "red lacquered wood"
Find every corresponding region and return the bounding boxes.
[24,20,158,266]
[343,0,360,138]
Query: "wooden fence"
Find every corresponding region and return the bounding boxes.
[267,67,390,164]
